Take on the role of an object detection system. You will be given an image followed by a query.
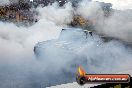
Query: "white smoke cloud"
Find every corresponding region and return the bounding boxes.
[95,10,132,43]
[75,0,132,72]
[78,0,132,43]
[0,2,74,87]
[93,0,132,10]
[0,0,18,6]
[36,2,73,25]
[0,0,10,6]
[0,0,132,88]
[76,0,103,20]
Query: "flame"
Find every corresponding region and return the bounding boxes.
[78,66,86,76]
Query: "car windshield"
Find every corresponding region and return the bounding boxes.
[58,28,86,41]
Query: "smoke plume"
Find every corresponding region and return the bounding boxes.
[0,0,10,6]
[0,0,18,6]
[0,0,132,88]
[93,0,132,10]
